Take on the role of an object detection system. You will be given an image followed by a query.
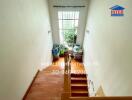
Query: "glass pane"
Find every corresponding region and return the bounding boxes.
[75,20,79,27]
[59,29,64,43]
[75,11,79,19]
[63,12,68,19]
[63,29,76,36]
[58,11,79,19]
[63,20,74,29]
[63,29,76,44]
[59,20,62,29]
[62,11,76,19]
[69,12,75,19]
[58,11,62,19]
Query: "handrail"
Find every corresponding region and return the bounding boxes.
[62,54,72,100]
[68,54,72,96]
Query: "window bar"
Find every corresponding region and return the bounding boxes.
[53,5,85,8]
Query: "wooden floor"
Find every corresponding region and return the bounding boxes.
[25,57,86,100]
[70,59,86,74]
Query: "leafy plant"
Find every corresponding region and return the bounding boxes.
[64,29,77,46]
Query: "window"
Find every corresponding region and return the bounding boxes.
[58,11,80,46]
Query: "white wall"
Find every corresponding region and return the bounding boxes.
[0,0,52,99]
[48,0,88,46]
[83,0,132,96]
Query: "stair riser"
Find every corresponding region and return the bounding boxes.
[71,86,88,90]
[71,93,88,97]
[71,80,87,84]
[70,73,89,97]
[71,74,87,77]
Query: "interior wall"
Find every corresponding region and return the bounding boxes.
[83,0,132,96]
[48,0,89,46]
[0,0,52,99]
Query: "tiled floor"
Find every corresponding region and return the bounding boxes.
[25,57,85,100]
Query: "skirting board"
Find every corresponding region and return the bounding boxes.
[22,70,40,100]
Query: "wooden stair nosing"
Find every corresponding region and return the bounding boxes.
[71,90,88,94]
[71,83,88,87]
[71,77,87,80]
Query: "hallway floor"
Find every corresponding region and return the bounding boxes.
[25,57,85,100]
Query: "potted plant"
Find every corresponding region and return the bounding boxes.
[52,44,60,61]
[59,44,68,57]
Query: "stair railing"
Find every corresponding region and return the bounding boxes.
[62,54,72,100]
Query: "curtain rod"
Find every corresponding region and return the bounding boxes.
[53,5,85,8]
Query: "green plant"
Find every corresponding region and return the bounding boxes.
[64,29,77,46]
[59,44,68,55]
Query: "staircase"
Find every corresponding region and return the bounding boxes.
[62,56,132,100]
[70,73,89,97]
[62,72,89,100]
[62,55,89,100]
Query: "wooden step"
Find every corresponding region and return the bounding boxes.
[71,90,89,97]
[71,85,88,91]
[72,90,88,93]
[71,77,87,81]
[70,97,89,100]
[71,77,87,84]
[71,83,88,87]
[70,73,89,98]
[71,73,87,78]
[71,83,88,90]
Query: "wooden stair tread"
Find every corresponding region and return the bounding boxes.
[70,97,89,100]
[71,77,87,80]
[70,97,89,98]
[71,90,88,94]
[71,83,88,87]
